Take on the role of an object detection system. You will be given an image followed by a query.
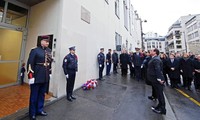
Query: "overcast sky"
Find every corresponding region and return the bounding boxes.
[131,0,200,36]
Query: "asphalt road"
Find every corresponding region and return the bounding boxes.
[3,73,200,120]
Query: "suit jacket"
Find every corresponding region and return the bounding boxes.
[194,60,200,79]
[180,58,194,78]
[120,53,129,69]
[147,56,164,83]
[132,53,144,67]
[166,58,180,79]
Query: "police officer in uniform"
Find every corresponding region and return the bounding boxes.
[27,36,53,120]
[97,48,105,80]
[106,49,112,75]
[62,46,78,102]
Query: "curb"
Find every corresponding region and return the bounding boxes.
[163,92,177,120]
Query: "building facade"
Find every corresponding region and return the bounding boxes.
[0,0,142,98]
[185,14,200,54]
[144,32,165,53]
[166,15,195,53]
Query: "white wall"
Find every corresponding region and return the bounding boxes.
[55,0,138,97]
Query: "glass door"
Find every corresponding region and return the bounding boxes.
[0,28,23,86]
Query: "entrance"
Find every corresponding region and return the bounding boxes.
[0,0,29,87]
[0,28,23,86]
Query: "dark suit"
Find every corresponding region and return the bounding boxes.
[120,53,129,76]
[194,60,200,89]
[143,56,151,85]
[180,58,194,88]
[166,58,180,88]
[27,46,52,117]
[112,52,118,73]
[147,56,166,112]
[132,52,144,81]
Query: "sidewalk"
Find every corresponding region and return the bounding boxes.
[2,73,176,120]
[0,84,52,119]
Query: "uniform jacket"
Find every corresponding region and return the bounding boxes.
[62,53,78,75]
[119,53,129,69]
[106,52,112,63]
[27,46,52,84]
[180,58,194,78]
[147,56,164,83]
[97,52,105,65]
[166,58,180,79]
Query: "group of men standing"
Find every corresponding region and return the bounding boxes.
[27,42,167,120]
[97,48,119,80]
[97,47,145,81]
[97,47,166,115]
[161,52,200,92]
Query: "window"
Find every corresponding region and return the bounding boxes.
[152,42,155,48]
[115,0,120,18]
[123,0,128,30]
[176,40,181,44]
[175,31,181,39]
[126,40,128,50]
[159,42,162,48]
[177,45,182,49]
[0,1,5,22]
[105,0,109,4]
[194,31,199,38]
[115,32,122,51]
[147,42,151,49]
[194,23,197,30]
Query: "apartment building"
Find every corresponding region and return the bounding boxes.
[166,15,195,53]
[144,32,165,53]
[185,14,200,54]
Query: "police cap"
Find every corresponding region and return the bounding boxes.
[69,46,75,51]
[100,48,104,50]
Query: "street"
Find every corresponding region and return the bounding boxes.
[4,73,200,120]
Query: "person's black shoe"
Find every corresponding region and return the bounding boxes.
[30,115,36,120]
[67,97,73,102]
[152,108,166,115]
[71,95,76,100]
[98,78,104,81]
[148,96,156,101]
[151,106,159,110]
[37,111,48,116]
[187,87,192,91]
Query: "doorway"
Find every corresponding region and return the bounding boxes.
[0,28,23,86]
